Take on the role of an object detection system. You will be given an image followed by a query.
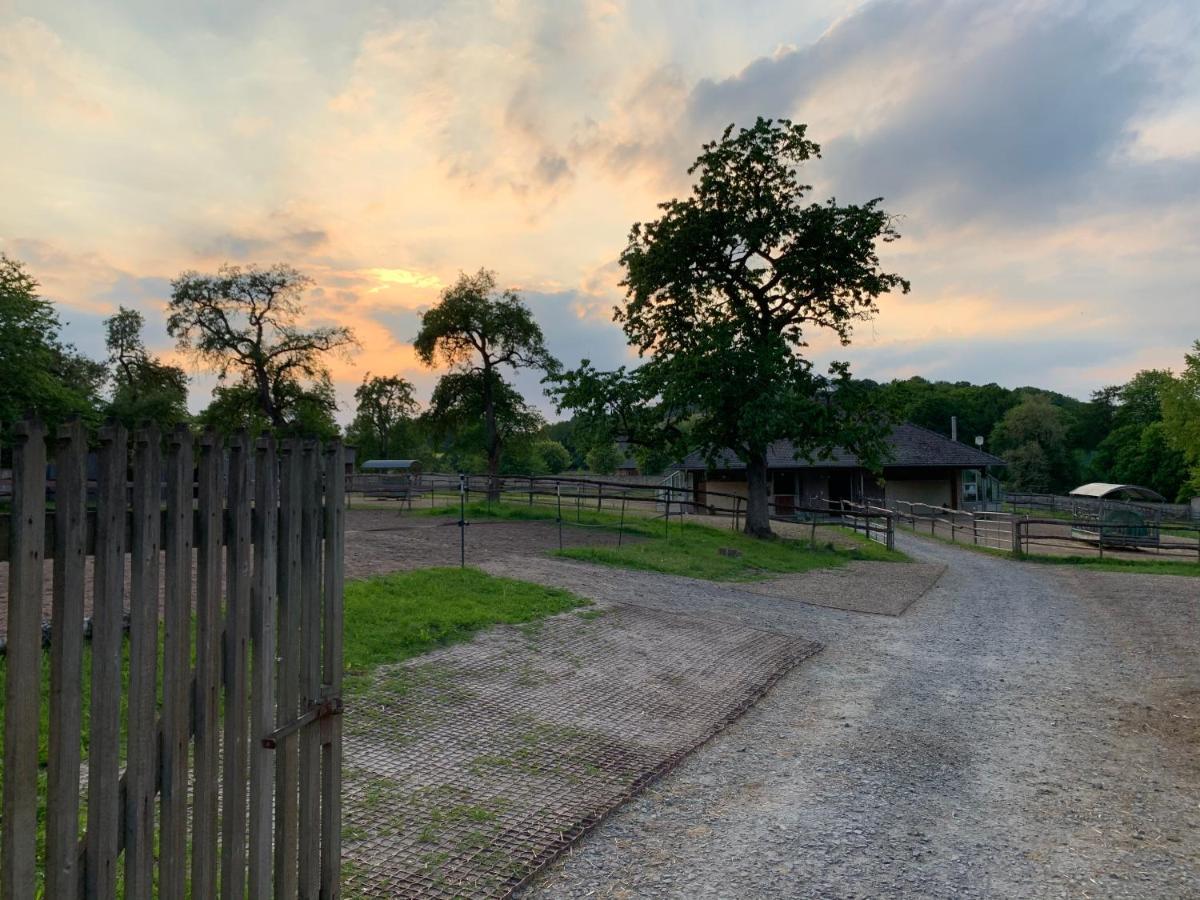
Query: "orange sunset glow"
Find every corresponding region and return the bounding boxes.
[3,0,1199,416]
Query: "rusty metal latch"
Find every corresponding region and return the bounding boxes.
[262,696,343,749]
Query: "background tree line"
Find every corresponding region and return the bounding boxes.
[861,363,1200,501]
[4,249,1198,502]
[6,110,1200,518]
[0,253,581,476]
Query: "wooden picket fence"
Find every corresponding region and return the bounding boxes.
[0,420,345,899]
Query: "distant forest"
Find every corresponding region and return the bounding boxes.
[4,251,1198,501]
[856,365,1198,501]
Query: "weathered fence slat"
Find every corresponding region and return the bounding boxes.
[0,419,344,896]
[321,442,346,899]
[192,430,222,898]
[46,421,87,899]
[250,436,279,898]
[299,442,324,897]
[221,434,253,900]
[160,426,193,898]
[125,426,162,899]
[275,439,303,899]
[87,424,127,900]
[2,420,47,900]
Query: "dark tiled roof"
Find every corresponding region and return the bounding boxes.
[675,423,1006,471]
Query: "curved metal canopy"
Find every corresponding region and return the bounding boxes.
[361,459,420,470]
[1068,482,1166,502]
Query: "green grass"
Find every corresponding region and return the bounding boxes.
[1016,553,1200,577]
[406,494,906,581]
[559,519,904,580]
[343,567,587,694]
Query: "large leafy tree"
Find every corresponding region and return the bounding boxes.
[0,254,105,437]
[586,118,908,536]
[550,361,684,461]
[346,373,420,462]
[1161,342,1200,499]
[167,263,355,432]
[103,306,190,428]
[989,394,1077,492]
[194,373,341,440]
[1086,369,1189,499]
[423,371,543,476]
[415,269,558,492]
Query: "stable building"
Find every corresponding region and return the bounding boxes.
[675,423,1005,513]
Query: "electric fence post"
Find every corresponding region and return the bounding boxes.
[458,472,467,568]
[556,482,563,551]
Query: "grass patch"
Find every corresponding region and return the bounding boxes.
[343,567,587,694]
[1016,553,1200,577]
[408,495,906,581]
[563,519,904,581]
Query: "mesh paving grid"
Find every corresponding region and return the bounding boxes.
[736,561,947,616]
[341,600,820,898]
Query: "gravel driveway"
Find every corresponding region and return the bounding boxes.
[514,533,1200,899]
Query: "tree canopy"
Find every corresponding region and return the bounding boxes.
[168,263,355,432]
[346,373,420,462]
[562,118,909,536]
[103,306,189,429]
[1161,341,1200,499]
[422,370,543,474]
[415,269,558,491]
[0,254,106,437]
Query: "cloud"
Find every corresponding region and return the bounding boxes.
[202,227,330,260]
[4,0,1200,422]
[682,0,1198,227]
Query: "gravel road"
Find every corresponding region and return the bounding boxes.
[516,533,1200,899]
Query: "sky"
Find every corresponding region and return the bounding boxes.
[3,0,1200,422]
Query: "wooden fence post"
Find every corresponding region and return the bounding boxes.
[276,439,303,899]
[160,425,194,898]
[299,443,324,897]
[222,433,253,900]
[192,429,222,899]
[2,420,46,900]
[125,426,162,899]
[46,420,86,899]
[250,436,279,899]
[87,423,127,900]
[321,443,346,899]
[0,420,343,897]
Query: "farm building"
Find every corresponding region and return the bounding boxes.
[674,423,1006,513]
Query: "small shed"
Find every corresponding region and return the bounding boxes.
[359,459,422,500]
[1068,483,1165,547]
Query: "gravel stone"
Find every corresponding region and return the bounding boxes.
[512,533,1200,899]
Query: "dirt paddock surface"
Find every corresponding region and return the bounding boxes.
[515,533,1200,899]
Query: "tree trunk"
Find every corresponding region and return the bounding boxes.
[482,367,500,501]
[486,448,500,501]
[744,451,774,538]
[255,365,282,430]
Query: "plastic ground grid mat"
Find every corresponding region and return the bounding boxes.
[341,601,820,898]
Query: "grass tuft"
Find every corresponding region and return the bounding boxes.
[343,567,587,693]
[559,520,904,581]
